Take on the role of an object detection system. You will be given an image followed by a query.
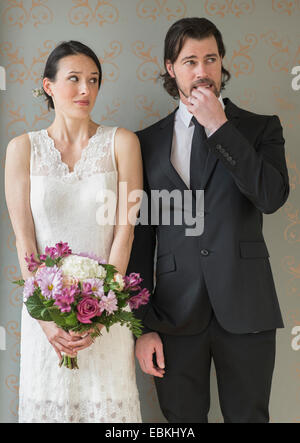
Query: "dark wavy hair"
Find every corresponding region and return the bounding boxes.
[42,41,102,111]
[161,17,231,99]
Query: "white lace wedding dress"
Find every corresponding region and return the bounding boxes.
[18,125,142,423]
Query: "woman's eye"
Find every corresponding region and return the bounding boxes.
[69,76,97,83]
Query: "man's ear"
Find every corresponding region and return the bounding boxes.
[165,60,175,78]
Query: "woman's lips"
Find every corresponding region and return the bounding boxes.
[75,101,90,106]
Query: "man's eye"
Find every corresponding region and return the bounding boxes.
[207,58,216,63]
[186,60,196,65]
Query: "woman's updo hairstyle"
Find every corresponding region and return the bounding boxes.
[42,40,102,111]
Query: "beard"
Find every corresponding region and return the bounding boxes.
[173,72,220,99]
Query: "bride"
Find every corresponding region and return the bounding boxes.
[5,41,143,423]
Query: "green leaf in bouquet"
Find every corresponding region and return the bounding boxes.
[13,279,25,287]
[104,264,117,282]
[117,299,127,310]
[109,282,120,291]
[25,292,52,321]
[40,308,52,321]
[101,310,143,338]
[45,256,56,267]
[64,311,78,328]
[43,298,55,308]
[47,307,67,328]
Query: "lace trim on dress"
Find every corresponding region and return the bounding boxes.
[29,126,117,184]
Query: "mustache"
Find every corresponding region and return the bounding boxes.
[190,78,216,92]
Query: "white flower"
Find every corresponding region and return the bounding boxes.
[113,273,125,291]
[60,255,107,281]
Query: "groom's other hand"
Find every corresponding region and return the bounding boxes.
[135,332,165,378]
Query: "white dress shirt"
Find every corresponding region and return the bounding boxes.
[171,96,225,188]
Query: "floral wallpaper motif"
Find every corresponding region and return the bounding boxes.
[0,0,299,424]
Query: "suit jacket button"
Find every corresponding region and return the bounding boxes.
[201,249,209,256]
[216,144,222,150]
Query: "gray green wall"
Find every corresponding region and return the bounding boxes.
[0,0,299,423]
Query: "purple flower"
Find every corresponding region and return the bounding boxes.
[83,279,104,298]
[25,253,40,272]
[99,290,118,315]
[81,282,93,297]
[78,252,106,264]
[55,242,72,258]
[23,277,36,302]
[77,297,102,324]
[54,285,78,313]
[36,266,63,299]
[39,247,57,261]
[124,273,143,291]
[129,288,151,310]
[40,242,72,261]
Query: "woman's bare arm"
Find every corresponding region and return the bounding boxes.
[108,128,143,276]
[5,134,38,279]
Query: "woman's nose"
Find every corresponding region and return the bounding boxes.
[79,82,90,94]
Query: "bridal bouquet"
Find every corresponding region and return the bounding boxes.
[14,242,150,370]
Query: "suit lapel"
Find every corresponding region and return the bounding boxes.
[200,98,241,190]
[155,98,241,192]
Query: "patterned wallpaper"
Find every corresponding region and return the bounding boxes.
[0,0,299,423]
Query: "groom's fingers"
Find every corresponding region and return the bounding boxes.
[142,355,165,378]
[155,342,165,370]
[135,332,165,377]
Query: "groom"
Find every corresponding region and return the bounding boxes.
[127,17,290,423]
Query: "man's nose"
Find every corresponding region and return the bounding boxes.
[195,63,208,78]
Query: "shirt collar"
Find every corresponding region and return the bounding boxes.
[178,95,225,128]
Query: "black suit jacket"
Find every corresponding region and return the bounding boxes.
[127,98,290,335]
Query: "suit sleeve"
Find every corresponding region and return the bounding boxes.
[206,115,290,214]
[127,159,157,336]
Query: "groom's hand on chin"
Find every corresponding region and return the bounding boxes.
[135,332,165,378]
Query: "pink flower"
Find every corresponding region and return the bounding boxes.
[55,242,72,258]
[129,288,151,310]
[23,277,36,302]
[83,279,104,298]
[76,297,102,324]
[39,247,57,261]
[25,253,40,272]
[124,273,143,291]
[99,290,118,315]
[81,282,93,297]
[36,266,63,299]
[54,285,78,313]
[39,243,72,261]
